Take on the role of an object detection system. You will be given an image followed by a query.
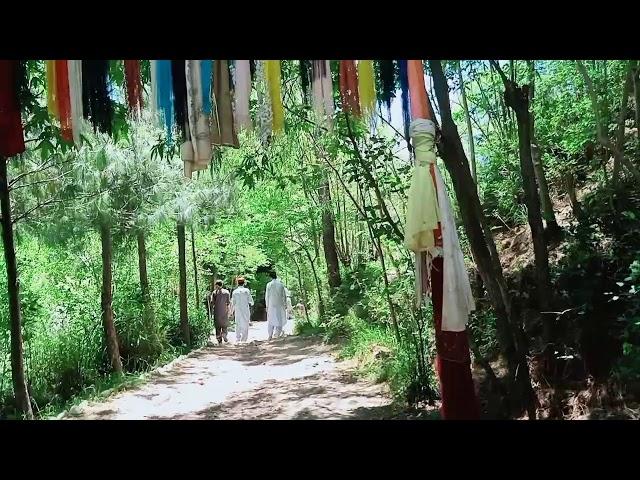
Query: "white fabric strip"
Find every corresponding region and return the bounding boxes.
[67,60,84,149]
[434,165,475,331]
[234,60,252,131]
[150,60,158,125]
[183,60,212,178]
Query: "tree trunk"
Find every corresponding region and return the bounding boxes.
[531,144,559,232]
[430,60,536,419]
[190,224,200,311]
[292,253,311,325]
[0,156,33,419]
[457,62,477,184]
[341,190,351,266]
[319,179,342,289]
[305,247,325,319]
[528,60,561,238]
[136,230,155,322]
[431,62,514,348]
[369,228,401,344]
[177,222,190,345]
[334,185,346,265]
[468,331,509,418]
[614,62,635,185]
[501,77,554,342]
[633,66,640,143]
[137,231,151,303]
[100,221,123,374]
[564,172,583,218]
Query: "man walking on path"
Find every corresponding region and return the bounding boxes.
[207,280,230,345]
[265,271,287,340]
[231,276,254,344]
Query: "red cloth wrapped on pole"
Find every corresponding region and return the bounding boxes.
[55,60,73,142]
[0,60,26,157]
[430,257,480,419]
[124,60,143,117]
[407,59,480,420]
[339,60,361,117]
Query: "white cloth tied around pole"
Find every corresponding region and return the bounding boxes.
[404,119,440,254]
[405,118,474,332]
[434,165,475,331]
[405,119,439,306]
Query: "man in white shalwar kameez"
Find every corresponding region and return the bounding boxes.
[231,277,254,343]
[265,271,287,340]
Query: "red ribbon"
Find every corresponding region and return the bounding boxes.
[55,60,73,142]
[0,60,26,157]
[124,60,143,116]
[339,60,361,117]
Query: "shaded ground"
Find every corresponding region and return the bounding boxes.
[62,320,426,420]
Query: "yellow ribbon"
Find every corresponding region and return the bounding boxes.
[357,60,376,118]
[46,60,58,119]
[265,60,284,133]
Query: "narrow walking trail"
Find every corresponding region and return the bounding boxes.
[62,320,406,420]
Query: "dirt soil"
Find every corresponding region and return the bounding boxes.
[59,321,432,420]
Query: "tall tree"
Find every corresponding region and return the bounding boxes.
[68,143,127,375]
[457,61,477,184]
[191,225,201,311]
[528,60,561,237]
[136,230,152,315]
[100,218,123,373]
[0,156,34,419]
[576,61,640,183]
[491,60,554,344]
[177,222,190,345]
[430,60,536,418]
[318,176,342,289]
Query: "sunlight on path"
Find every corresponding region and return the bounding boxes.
[65,320,396,420]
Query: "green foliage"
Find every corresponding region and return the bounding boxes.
[469,309,500,360]
[457,60,632,227]
[314,258,439,405]
[614,256,640,382]
[325,311,438,406]
[0,222,215,415]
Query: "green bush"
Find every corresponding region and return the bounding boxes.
[469,309,500,360]
[614,258,640,382]
[0,223,212,417]
[332,312,438,405]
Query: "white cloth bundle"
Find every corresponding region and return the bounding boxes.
[312,60,334,129]
[150,60,158,126]
[234,60,252,131]
[434,166,475,332]
[67,60,84,149]
[183,60,212,178]
[407,119,475,332]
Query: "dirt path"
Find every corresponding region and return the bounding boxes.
[62,320,403,420]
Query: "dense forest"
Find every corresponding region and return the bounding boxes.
[1,59,639,420]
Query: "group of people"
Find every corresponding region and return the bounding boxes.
[205,271,294,345]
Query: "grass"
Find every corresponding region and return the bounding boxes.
[39,346,186,419]
[296,312,438,405]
